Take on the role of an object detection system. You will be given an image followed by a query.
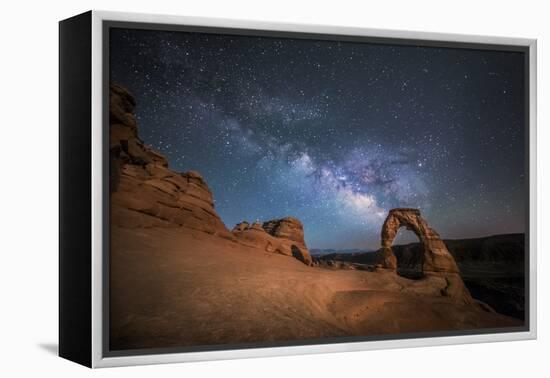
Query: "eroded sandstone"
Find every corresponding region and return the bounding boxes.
[110,84,312,265]
[379,208,460,273]
[377,208,473,304]
[110,84,231,237]
[232,217,313,265]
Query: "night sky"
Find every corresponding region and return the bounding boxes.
[110,28,526,250]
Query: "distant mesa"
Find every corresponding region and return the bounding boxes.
[109,84,311,265]
[232,217,313,266]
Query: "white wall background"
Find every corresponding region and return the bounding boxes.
[0,0,547,376]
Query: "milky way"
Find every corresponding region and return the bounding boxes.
[110,28,526,249]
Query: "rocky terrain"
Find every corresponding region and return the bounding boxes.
[315,234,526,320]
[109,84,523,351]
[110,83,311,264]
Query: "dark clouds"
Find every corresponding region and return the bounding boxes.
[110,28,526,249]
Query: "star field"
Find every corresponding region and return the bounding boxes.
[110,28,526,249]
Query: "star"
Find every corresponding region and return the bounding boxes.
[110,27,527,249]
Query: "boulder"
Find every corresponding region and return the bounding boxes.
[262,217,306,244]
[250,222,264,231]
[232,221,250,232]
[232,217,313,266]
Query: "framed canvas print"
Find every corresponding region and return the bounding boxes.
[59,10,537,368]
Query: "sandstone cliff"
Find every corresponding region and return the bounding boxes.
[109,84,311,264]
[110,84,231,238]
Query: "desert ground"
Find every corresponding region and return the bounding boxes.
[110,226,520,350]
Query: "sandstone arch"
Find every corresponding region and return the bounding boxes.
[379,208,459,274]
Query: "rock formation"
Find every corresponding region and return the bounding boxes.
[262,217,306,244]
[109,85,520,351]
[232,221,250,232]
[379,208,460,273]
[110,84,231,237]
[232,217,313,265]
[110,84,312,265]
[110,84,168,189]
[378,208,472,304]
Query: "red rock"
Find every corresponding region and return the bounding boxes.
[232,222,250,232]
[110,84,313,265]
[262,217,305,244]
[378,208,473,304]
[110,85,230,239]
[232,217,313,265]
[380,208,460,273]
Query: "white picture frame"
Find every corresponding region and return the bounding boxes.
[59,10,537,368]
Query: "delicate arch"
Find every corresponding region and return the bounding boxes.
[379,208,459,274]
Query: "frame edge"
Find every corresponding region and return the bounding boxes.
[89,10,538,368]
